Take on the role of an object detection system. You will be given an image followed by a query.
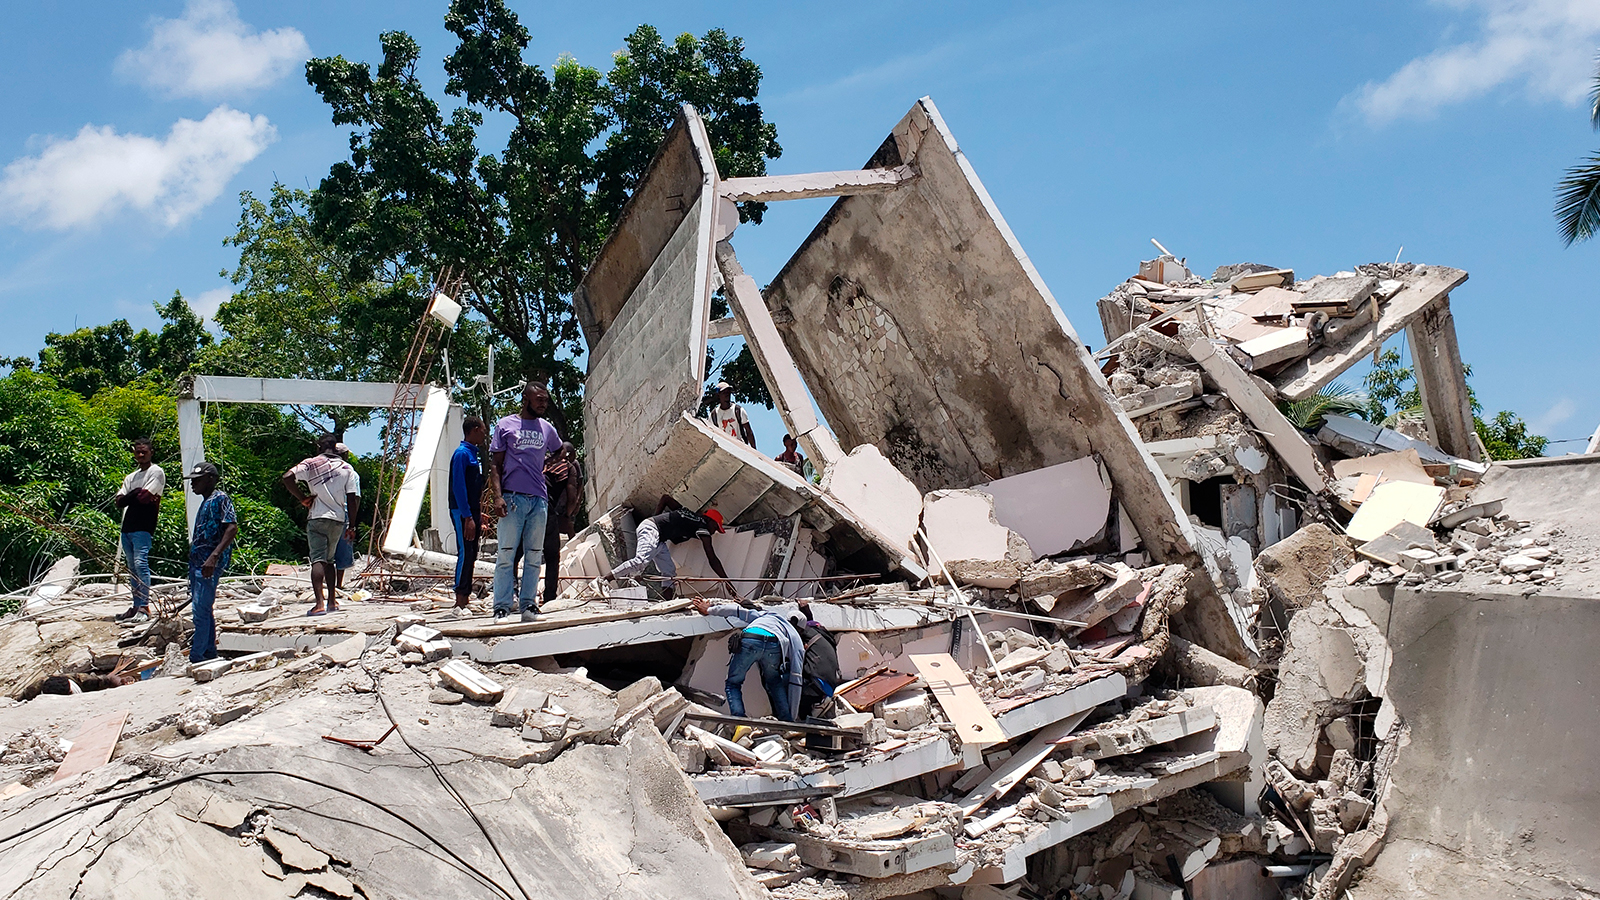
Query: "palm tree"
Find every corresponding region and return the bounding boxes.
[1556,60,1600,245]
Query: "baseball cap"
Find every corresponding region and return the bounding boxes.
[183,461,220,479]
[335,442,350,455]
[703,509,726,533]
[716,381,731,391]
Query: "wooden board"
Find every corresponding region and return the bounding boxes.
[1331,449,1435,485]
[434,598,693,638]
[53,710,130,783]
[909,653,1005,749]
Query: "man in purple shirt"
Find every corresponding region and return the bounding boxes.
[489,382,562,622]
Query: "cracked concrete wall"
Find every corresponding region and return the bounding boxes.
[1349,587,1600,900]
[581,107,718,515]
[761,98,1244,660]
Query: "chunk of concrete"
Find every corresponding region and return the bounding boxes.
[1254,523,1345,610]
[615,676,663,715]
[322,634,367,666]
[880,690,932,730]
[923,489,1030,569]
[492,687,550,727]
[437,659,504,702]
[1052,563,1143,630]
[974,456,1112,557]
[1019,559,1108,611]
[820,444,923,554]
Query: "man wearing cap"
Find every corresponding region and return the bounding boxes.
[113,437,165,624]
[690,596,804,722]
[282,434,360,616]
[609,495,734,603]
[709,382,756,447]
[332,442,362,596]
[184,462,237,664]
[489,382,562,622]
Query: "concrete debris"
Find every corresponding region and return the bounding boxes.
[3,100,1593,900]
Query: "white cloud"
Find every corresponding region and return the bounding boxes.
[0,106,276,230]
[117,0,309,98]
[1346,0,1600,125]
[189,286,232,320]
[1529,396,1577,434]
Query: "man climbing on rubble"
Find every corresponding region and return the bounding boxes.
[542,441,582,607]
[184,462,236,664]
[709,382,756,447]
[446,417,487,618]
[608,495,733,602]
[792,605,840,719]
[489,382,562,623]
[281,434,360,616]
[113,437,164,624]
[690,596,804,722]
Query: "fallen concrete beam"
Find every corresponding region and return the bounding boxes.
[453,611,733,664]
[745,824,955,878]
[994,673,1127,740]
[833,734,961,798]
[1189,339,1326,492]
[719,165,917,202]
[1273,266,1468,402]
[967,796,1115,885]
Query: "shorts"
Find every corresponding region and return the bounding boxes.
[307,517,345,565]
[335,534,354,570]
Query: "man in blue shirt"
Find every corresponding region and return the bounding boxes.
[184,462,237,664]
[488,383,562,623]
[447,417,487,619]
[691,597,805,722]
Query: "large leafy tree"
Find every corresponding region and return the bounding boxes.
[37,294,211,397]
[210,184,490,437]
[1556,61,1600,245]
[304,2,780,439]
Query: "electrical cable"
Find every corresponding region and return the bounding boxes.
[0,768,518,900]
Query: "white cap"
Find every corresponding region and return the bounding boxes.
[716,381,731,391]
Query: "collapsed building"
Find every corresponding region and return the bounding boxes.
[2,98,1597,900]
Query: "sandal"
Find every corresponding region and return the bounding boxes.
[306,608,327,617]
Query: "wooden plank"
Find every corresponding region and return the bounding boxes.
[1273,267,1468,401]
[434,598,693,638]
[908,653,1005,749]
[53,710,130,783]
[958,710,1092,816]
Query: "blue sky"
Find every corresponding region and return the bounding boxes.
[2,0,1598,455]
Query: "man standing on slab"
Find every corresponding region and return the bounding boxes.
[114,437,164,624]
[184,462,237,664]
[282,434,360,616]
[446,416,487,619]
[709,382,756,447]
[489,383,562,623]
[541,441,582,607]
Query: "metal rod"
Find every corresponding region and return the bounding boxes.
[855,594,1087,628]
[916,527,1001,677]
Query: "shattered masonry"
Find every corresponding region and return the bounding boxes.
[2,97,1597,900]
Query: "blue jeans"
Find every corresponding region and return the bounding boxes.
[451,510,479,596]
[727,635,791,721]
[189,562,221,663]
[122,532,153,609]
[494,493,547,614]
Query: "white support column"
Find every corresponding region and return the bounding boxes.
[429,403,465,549]
[715,239,843,470]
[383,387,451,555]
[177,398,206,536]
[718,165,917,203]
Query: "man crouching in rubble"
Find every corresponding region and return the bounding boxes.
[690,596,804,722]
[184,462,237,664]
[607,495,733,602]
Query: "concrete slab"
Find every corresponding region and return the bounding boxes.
[972,456,1111,557]
[993,673,1127,740]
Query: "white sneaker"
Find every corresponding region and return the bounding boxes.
[445,606,469,620]
[128,610,150,625]
[520,609,539,623]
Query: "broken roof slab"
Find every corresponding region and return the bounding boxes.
[627,413,927,578]
[579,105,720,516]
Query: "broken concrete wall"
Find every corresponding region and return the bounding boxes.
[580,106,718,515]
[759,98,1243,661]
[1349,586,1600,900]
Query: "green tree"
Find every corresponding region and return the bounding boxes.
[304,2,781,441]
[1363,348,1546,460]
[1556,61,1600,244]
[210,184,490,437]
[38,293,213,396]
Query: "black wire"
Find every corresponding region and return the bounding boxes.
[0,769,517,900]
[358,647,535,900]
